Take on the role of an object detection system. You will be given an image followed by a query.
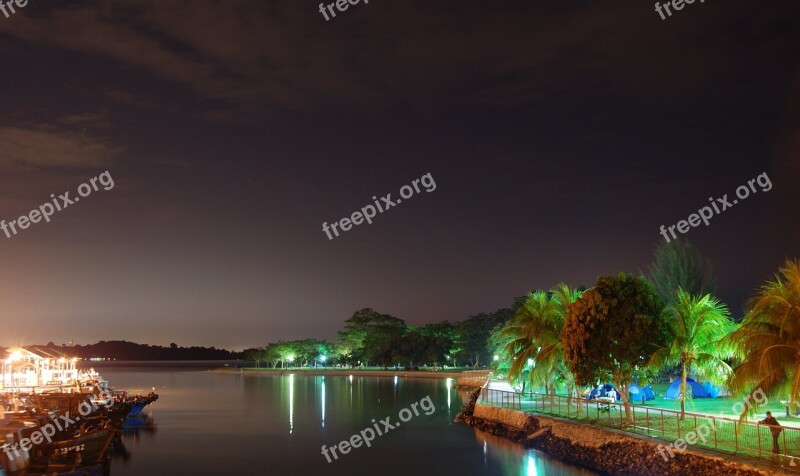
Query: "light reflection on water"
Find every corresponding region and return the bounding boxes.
[97,368,595,476]
[474,429,597,476]
[321,377,326,428]
[288,373,294,433]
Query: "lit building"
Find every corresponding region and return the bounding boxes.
[1,347,80,389]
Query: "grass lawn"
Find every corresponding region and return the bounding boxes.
[523,382,798,425]
[494,384,800,461]
[640,383,799,427]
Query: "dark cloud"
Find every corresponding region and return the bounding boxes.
[0,0,793,115]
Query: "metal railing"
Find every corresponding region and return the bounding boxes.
[479,387,800,462]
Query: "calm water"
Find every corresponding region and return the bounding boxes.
[100,368,595,475]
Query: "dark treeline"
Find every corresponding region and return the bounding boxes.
[243,306,517,369]
[17,340,243,360]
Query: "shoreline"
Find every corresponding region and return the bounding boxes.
[210,368,467,380]
[457,390,787,475]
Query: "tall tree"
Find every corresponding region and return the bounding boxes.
[501,291,561,393]
[648,239,716,304]
[537,284,583,402]
[728,259,800,417]
[455,309,513,367]
[562,273,668,421]
[648,289,737,419]
[487,322,514,376]
[337,308,406,366]
[498,284,581,399]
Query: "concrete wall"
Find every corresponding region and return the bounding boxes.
[466,403,772,476]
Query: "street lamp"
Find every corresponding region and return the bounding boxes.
[319,355,327,369]
[527,358,534,367]
[493,355,499,362]
[287,356,295,369]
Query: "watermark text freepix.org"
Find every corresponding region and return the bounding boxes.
[321,395,435,463]
[318,0,369,21]
[0,0,30,20]
[659,172,771,243]
[655,0,708,21]
[322,172,436,240]
[1,170,115,239]
[656,388,768,461]
[2,390,114,459]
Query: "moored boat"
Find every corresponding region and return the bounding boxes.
[1,347,159,476]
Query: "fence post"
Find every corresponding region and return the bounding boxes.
[712,416,717,449]
[781,427,786,457]
[661,411,665,437]
[645,408,649,436]
[757,424,761,457]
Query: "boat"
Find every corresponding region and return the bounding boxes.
[1,347,159,475]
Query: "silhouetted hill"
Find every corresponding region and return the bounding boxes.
[10,341,244,361]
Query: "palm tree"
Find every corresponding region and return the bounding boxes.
[648,289,737,419]
[540,284,583,400]
[728,259,800,418]
[501,291,558,393]
[501,284,582,400]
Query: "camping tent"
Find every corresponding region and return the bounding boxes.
[629,384,655,403]
[702,381,721,398]
[665,378,712,399]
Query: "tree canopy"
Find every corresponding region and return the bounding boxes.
[562,273,668,420]
[648,239,716,304]
[728,259,800,417]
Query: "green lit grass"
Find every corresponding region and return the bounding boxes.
[489,388,800,461]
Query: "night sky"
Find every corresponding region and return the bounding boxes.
[0,0,798,349]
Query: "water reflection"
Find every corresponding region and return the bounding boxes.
[288,373,294,434]
[446,377,453,409]
[474,429,596,475]
[91,369,594,475]
[111,414,159,464]
[321,377,326,428]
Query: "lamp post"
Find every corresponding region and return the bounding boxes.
[319,355,327,369]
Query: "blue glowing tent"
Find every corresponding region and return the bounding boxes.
[629,384,655,403]
[702,381,721,398]
[665,378,712,399]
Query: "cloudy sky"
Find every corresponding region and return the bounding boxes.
[0,0,798,349]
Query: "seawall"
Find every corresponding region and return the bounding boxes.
[457,390,775,476]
